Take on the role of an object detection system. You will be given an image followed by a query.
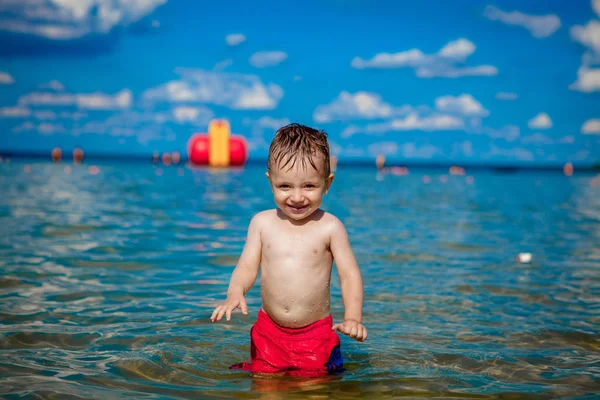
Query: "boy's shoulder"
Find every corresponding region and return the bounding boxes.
[318,209,339,222]
[250,209,278,225]
[317,210,347,232]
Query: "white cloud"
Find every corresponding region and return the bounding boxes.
[341,113,464,138]
[367,141,398,156]
[39,80,65,91]
[172,105,213,125]
[594,0,600,17]
[315,91,488,125]
[490,145,535,161]
[38,122,66,135]
[18,92,75,106]
[570,64,600,93]
[521,133,555,145]
[570,13,600,93]
[313,91,397,123]
[243,116,291,150]
[582,118,600,134]
[69,109,187,145]
[236,84,283,109]
[245,116,291,131]
[473,125,520,141]
[214,59,233,71]
[363,141,444,159]
[143,68,284,110]
[34,110,57,120]
[340,126,361,138]
[451,140,474,157]
[339,144,366,157]
[249,51,288,68]
[317,91,507,140]
[439,39,475,60]
[60,111,87,120]
[353,48,425,69]
[18,88,132,109]
[13,121,35,133]
[495,92,518,100]
[351,38,498,78]
[104,108,210,127]
[0,71,15,84]
[390,113,464,131]
[573,149,592,160]
[0,106,31,117]
[400,142,443,159]
[226,33,246,46]
[483,5,561,38]
[528,112,552,129]
[416,65,498,78]
[77,89,132,109]
[13,121,66,135]
[570,20,600,57]
[559,135,575,143]
[172,106,198,122]
[0,0,167,40]
[435,94,489,117]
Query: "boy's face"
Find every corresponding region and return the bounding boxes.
[266,156,334,222]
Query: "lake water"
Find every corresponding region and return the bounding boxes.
[0,160,599,399]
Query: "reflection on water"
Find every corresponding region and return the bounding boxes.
[0,161,599,399]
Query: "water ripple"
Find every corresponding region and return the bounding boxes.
[1,163,599,398]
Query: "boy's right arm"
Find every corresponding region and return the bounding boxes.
[210,214,263,322]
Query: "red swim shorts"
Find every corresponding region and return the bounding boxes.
[230,309,344,375]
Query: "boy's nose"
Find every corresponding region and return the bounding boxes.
[290,189,304,202]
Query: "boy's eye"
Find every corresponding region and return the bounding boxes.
[280,184,290,189]
[305,184,315,188]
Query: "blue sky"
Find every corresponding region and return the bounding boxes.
[0,0,599,166]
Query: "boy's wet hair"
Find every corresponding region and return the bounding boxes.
[268,123,331,177]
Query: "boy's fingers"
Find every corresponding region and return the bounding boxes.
[240,299,248,315]
[356,328,365,341]
[217,307,227,321]
[211,306,223,321]
[226,308,232,321]
[338,324,346,332]
[360,327,368,342]
[350,326,358,338]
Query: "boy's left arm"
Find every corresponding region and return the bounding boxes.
[330,217,368,342]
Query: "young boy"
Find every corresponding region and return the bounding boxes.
[210,123,367,375]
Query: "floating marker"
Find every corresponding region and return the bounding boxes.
[188,119,248,167]
[209,119,230,167]
[516,252,533,263]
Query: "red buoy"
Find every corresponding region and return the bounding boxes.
[188,134,210,165]
[187,133,248,167]
[229,136,248,166]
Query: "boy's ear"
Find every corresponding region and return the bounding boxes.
[324,173,334,193]
[265,171,274,192]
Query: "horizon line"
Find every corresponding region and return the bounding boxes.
[1,149,599,172]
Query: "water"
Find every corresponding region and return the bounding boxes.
[0,160,599,399]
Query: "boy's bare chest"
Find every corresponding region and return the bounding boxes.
[261,227,330,260]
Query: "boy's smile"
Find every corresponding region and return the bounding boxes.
[267,157,334,222]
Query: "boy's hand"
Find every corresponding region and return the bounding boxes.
[332,319,368,342]
[210,295,248,322]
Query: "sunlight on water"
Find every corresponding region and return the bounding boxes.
[0,161,599,399]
